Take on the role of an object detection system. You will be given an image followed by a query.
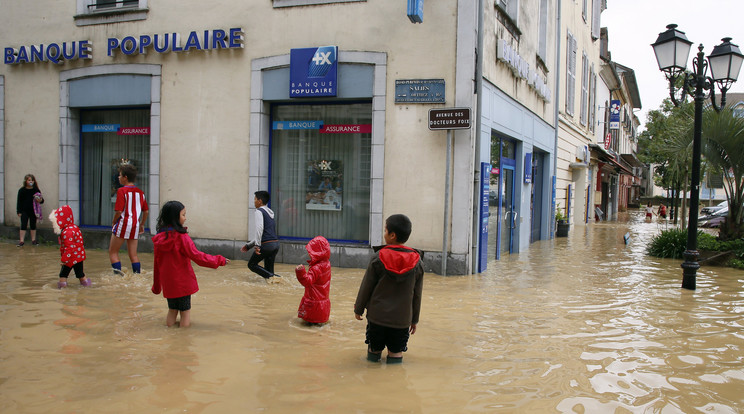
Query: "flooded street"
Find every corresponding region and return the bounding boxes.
[1,211,743,413]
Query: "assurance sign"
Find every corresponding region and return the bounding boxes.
[428,108,471,130]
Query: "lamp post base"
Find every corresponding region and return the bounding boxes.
[681,249,699,290]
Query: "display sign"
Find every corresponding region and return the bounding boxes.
[428,107,471,130]
[306,160,343,211]
[320,124,371,134]
[524,153,532,184]
[4,27,244,65]
[117,127,150,135]
[290,46,338,98]
[477,162,490,273]
[609,100,621,129]
[407,0,424,23]
[82,124,120,133]
[273,120,323,130]
[395,79,445,103]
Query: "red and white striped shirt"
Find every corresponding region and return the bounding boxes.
[112,185,148,239]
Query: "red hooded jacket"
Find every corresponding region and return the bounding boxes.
[295,236,331,323]
[151,229,226,299]
[51,205,86,267]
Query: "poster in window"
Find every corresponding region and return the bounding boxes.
[306,160,343,211]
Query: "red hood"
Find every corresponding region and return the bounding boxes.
[379,245,421,276]
[306,236,330,265]
[51,205,75,232]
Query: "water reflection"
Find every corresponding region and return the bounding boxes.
[0,211,743,413]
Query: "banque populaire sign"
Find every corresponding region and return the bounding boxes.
[4,27,244,65]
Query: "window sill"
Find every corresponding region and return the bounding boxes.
[273,0,365,7]
[74,7,148,26]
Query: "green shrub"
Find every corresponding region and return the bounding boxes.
[647,229,716,259]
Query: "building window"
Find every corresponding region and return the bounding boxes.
[589,65,597,133]
[270,102,372,243]
[80,108,150,228]
[273,0,365,7]
[580,52,589,126]
[566,31,577,116]
[591,0,602,40]
[537,0,549,64]
[75,0,148,26]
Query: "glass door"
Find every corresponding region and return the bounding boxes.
[500,166,516,255]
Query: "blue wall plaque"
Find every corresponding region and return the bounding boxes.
[395,79,445,103]
[290,46,338,98]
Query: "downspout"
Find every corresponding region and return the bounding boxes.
[552,0,562,237]
[471,0,484,273]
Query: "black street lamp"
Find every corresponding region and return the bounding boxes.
[652,24,743,290]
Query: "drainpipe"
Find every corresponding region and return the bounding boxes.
[552,0,562,237]
[471,0,484,273]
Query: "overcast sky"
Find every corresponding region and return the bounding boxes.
[601,0,744,131]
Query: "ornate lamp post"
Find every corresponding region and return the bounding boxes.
[651,24,743,290]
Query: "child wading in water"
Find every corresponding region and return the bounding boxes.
[295,236,332,325]
[151,201,229,328]
[50,205,91,288]
[354,214,424,364]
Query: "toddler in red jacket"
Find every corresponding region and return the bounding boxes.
[151,201,229,328]
[295,236,331,324]
[50,205,91,289]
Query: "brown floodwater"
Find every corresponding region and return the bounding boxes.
[1,211,743,413]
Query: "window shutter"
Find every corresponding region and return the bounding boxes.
[580,53,589,126]
[566,32,577,116]
[591,0,601,39]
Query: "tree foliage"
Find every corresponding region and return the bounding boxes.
[701,108,744,240]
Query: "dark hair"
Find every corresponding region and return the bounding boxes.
[22,174,40,192]
[119,164,138,183]
[255,190,270,205]
[156,200,187,234]
[385,214,412,243]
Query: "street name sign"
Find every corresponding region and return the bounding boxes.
[428,107,471,130]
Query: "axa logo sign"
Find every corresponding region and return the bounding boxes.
[290,46,338,98]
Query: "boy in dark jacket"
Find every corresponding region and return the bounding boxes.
[354,214,424,363]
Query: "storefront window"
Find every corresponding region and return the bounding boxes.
[270,102,371,243]
[80,108,150,228]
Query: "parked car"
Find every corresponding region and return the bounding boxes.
[700,201,728,217]
[699,206,728,227]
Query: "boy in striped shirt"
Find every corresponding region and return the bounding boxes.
[109,164,149,274]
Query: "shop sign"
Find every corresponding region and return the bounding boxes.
[290,46,338,98]
[407,0,424,23]
[82,124,119,132]
[272,120,323,130]
[320,124,371,134]
[524,153,532,184]
[118,127,150,135]
[496,39,552,102]
[4,27,244,65]
[609,100,621,129]
[428,107,471,130]
[395,79,445,103]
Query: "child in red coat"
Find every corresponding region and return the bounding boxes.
[295,236,331,324]
[50,205,91,289]
[151,201,229,328]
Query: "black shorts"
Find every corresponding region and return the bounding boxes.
[167,295,192,311]
[365,321,410,354]
[20,211,37,231]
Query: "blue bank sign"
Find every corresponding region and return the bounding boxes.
[4,27,244,65]
[290,46,338,98]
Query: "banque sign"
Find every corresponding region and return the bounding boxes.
[4,27,244,65]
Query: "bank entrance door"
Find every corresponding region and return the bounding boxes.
[500,165,516,256]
